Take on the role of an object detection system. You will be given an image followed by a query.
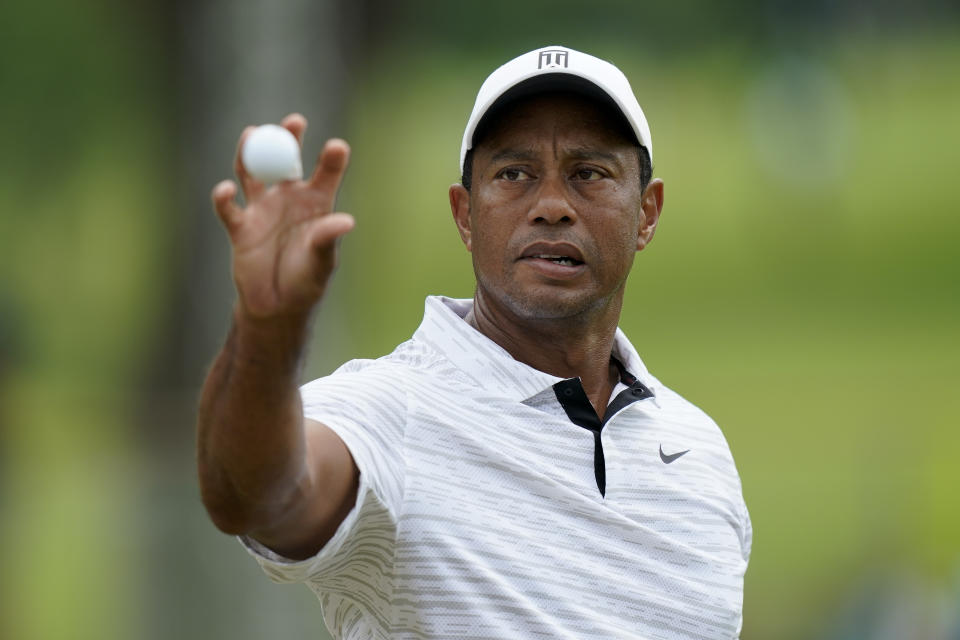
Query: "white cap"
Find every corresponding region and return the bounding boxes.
[459,45,652,174]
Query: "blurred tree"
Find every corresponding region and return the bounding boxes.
[138,1,368,638]
[149,0,363,390]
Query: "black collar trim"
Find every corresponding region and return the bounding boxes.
[551,357,653,497]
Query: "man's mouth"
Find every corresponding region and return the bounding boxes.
[529,254,583,267]
[519,242,586,268]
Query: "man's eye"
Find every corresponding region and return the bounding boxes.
[499,168,531,181]
[575,169,603,180]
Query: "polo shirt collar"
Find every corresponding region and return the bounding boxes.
[413,296,658,402]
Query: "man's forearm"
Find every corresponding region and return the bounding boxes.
[197,307,312,534]
[199,119,354,542]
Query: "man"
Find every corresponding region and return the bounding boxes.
[198,45,751,639]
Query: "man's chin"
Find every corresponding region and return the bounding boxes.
[495,288,604,322]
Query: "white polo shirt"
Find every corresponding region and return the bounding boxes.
[242,296,752,639]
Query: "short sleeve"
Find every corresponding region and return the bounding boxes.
[239,473,389,583]
[238,360,407,590]
[740,498,753,564]
[300,361,407,520]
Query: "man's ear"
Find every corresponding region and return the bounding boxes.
[636,178,664,251]
[449,183,472,252]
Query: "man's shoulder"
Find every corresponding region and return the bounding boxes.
[650,376,716,422]
[307,334,459,390]
[612,331,720,430]
[640,373,734,445]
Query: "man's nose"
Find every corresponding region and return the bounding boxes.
[527,173,577,225]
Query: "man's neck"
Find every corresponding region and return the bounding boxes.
[466,291,622,418]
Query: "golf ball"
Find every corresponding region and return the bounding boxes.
[241,124,303,183]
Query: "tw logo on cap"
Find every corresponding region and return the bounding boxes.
[538,49,569,69]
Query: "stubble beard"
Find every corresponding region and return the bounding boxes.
[474,267,623,326]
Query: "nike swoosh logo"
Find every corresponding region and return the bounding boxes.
[659,445,691,464]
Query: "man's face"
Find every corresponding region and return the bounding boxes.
[450,92,663,323]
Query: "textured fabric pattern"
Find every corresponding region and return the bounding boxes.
[240,296,751,639]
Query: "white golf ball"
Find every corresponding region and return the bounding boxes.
[241,124,303,183]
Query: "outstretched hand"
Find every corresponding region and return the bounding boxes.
[212,113,355,321]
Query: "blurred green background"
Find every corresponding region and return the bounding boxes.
[1,1,957,638]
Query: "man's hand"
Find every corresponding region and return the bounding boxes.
[211,113,355,320]
[197,113,361,558]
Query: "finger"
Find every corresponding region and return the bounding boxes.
[234,125,265,202]
[308,212,355,252]
[308,139,351,200]
[281,113,307,146]
[211,180,245,233]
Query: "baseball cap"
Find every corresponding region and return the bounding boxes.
[459,45,652,174]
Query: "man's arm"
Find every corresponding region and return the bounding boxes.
[197,114,359,560]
